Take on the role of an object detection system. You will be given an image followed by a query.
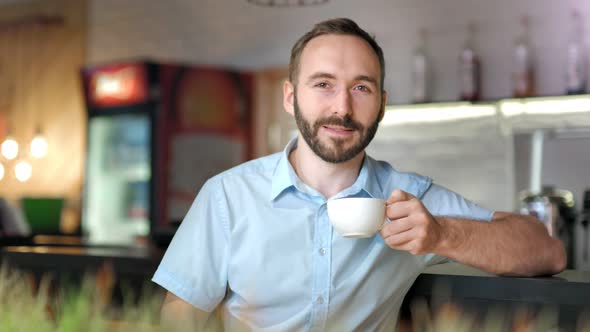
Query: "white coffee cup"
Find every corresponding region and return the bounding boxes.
[327,197,387,238]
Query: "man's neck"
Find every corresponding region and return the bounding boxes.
[288,138,365,199]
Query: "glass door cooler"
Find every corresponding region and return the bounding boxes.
[81,61,253,246]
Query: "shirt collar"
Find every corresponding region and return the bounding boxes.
[270,138,300,201]
[269,137,385,201]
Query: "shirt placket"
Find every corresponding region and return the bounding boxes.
[308,202,332,332]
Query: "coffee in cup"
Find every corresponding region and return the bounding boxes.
[327,197,386,238]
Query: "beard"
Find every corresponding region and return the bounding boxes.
[293,93,382,163]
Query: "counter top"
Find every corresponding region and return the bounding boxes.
[423,262,590,281]
[411,263,590,306]
[2,244,157,259]
[394,263,590,332]
[0,244,162,277]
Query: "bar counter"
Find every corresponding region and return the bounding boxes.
[1,245,589,330]
[403,263,590,331]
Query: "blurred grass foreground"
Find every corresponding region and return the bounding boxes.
[2,262,590,331]
[0,263,165,332]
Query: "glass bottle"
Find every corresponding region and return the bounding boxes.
[512,15,535,98]
[566,10,587,95]
[459,23,482,101]
[412,29,430,103]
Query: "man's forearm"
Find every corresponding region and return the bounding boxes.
[434,212,567,276]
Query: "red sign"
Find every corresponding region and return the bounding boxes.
[86,64,149,107]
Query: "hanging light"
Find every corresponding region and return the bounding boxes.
[14,160,32,182]
[0,162,4,181]
[1,135,19,160]
[30,128,48,158]
[246,0,328,7]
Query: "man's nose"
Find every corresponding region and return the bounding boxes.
[332,89,353,116]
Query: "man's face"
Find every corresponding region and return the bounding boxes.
[285,34,386,163]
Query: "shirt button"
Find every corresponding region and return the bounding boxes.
[318,248,326,256]
[316,296,324,304]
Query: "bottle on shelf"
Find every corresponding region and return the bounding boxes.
[512,15,535,98]
[412,28,430,103]
[565,9,587,95]
[459,23,482,102]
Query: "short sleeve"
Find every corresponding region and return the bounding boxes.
[421,183,494,221]
[152,178,230,312]
[419,183,495,266]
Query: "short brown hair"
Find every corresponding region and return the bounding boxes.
[288,18,385,90]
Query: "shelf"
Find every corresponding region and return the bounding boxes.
[382,94,590,132]
[499,94,590,132]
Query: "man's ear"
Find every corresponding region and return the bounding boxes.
[379,90,388,122]
[283,80,295,116]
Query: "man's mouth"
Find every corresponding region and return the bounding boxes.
[322,125,355,135]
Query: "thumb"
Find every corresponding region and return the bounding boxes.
[387,189,414,205]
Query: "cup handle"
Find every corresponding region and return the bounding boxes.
[379,203,392,230]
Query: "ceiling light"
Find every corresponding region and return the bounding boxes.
[30,132,48,158]
[1,136,19,160]
[14,160,32,182]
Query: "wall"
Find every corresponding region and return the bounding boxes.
[369,113,515,212]
[85,0,590,207]
[0,0,585,245]
[515,132,590,209]
[85,0,590,176]
[88,0,589,104]
[0,0,87,231]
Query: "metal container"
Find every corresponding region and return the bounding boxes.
[519,186,577,269]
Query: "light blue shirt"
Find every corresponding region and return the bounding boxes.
[152,138,493,331]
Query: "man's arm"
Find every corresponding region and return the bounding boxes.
[434,212,566,276]
[380,189,567,277]
[160,292,212,330]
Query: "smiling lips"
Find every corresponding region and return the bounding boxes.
[322,125,355,136]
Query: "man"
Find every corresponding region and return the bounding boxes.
[152,18,565,331]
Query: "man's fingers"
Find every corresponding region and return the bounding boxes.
[386,201,413,221]
[380,216,413,238]
[385,237,418,253]
[386,198,425,221]
[382,228,414,247]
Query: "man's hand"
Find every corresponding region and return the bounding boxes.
[379,189,443,255]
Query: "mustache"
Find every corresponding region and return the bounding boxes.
[314,115,362,131]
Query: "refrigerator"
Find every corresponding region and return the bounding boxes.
[81,60,253,246]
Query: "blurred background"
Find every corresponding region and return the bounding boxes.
[0,0,589,257]
[0,0,589,330]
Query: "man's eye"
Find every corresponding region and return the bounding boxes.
[315,82,329,88]
[354,85,370,92]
